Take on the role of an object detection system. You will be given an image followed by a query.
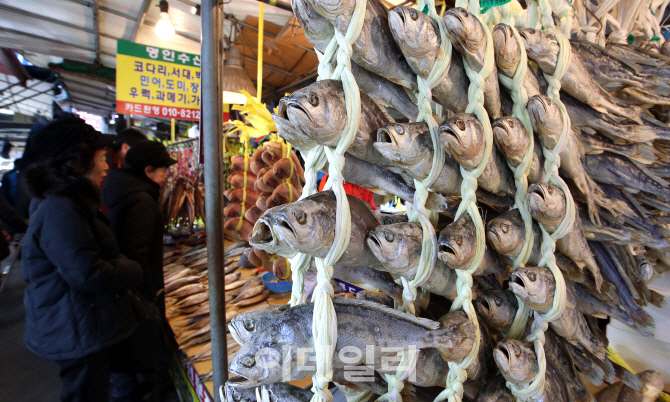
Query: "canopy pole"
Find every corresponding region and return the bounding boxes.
[257,2,264,100]
[201,0,227,400]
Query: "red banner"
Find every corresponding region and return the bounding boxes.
[117,101,200,121]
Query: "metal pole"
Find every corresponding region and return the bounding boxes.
[0,88,52,109]
[201,0,227,400]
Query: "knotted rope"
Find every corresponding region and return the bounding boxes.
[506,1,574,399]
[285,1,367,400]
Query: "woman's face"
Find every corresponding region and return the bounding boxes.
[85,149,109,189]
[146,166,169,186]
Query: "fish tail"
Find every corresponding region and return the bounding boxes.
[649,289,667,308]
[630,143,658,164]
[425,192,458,216]
[612,362,642,390]
[629,307,656,336]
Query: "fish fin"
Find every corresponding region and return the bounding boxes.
[628,307,655,335]
[370,97,396,124]
[334,299,440,329]
[366,187,388,195]
[649,289,666,308]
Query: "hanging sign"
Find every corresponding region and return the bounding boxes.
[116,40,201,121]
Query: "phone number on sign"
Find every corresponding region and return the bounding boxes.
[161,107,200,119]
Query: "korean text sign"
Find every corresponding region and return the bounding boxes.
[116,40,201,121]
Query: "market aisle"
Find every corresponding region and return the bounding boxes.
[0,263,60,402]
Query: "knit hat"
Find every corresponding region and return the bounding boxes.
[30,117,116,159]
[125,140,177,171]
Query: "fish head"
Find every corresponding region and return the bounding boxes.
[443,8,486,55]
[492,117,529,165]
[272,112,315,151]
[278,80,346,144]
[438,215,476,269]
[271,192,336,257]
[492,23,521,73]
[494,339,539,384]
[486,209,525,257]
[476,290,519,331]
[374,123,430,168]
[437,311,477,361]
[509,266,555,310]
[250,214,299,259]
[227,339,287,388]
[527,183,566,227]
[292,0,333,44]
[224,383,256,402]
[366,222,423,275]
[229,304,291,345]
[388,7,440,59]
[439,113,485,169]
[307,0,354,24]
[527,95,562,140]
[517,27,558,60]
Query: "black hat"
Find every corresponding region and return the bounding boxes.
[30,117,116,159]
[113,128,148,152]
[125,140,177,171]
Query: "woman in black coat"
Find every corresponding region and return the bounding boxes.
[21,118,143,402]
[102,140,176,399]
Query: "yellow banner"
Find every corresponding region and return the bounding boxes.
[116,40,201,121]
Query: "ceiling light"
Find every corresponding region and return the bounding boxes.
[222,47,256,104]
[155,1,175,41]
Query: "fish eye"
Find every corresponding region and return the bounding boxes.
[395,125,405,135]
[501,224,509,234]
[233,392,242,402]
[514,346,521,356]
[244,320,255,331]
[548,186,555,195]
[295,210,307,224]
[456,120,466,131]
[308,92,319,107]
[410,9,418,20]
[508,120,515,128]
[528,28,536,34]
[385,231,395,242]
[241,356,256,368]
[528,272,536,282]
[495,297,503,306]
[455,235,463,246]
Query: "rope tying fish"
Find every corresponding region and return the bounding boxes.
[376,0,454,399]
[283,0,367,400]
[491,9,535,341]
[506,1,574,400]
[433,1,493,401]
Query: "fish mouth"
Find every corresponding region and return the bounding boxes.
[284,99,315,127]
[249,219,275,247]
[509,271,528,299]
[439,124,462,149]
[377,127,397,146]
[228,322,244,346]
[389,8,406,30]
[476,297,491,316]
[495,343,511,369]
[528,184,546,204]
[226,374,257,388]
[517,29,531,43]
[443,9,466,31]
[275,214,298,241]
[366,231,384,258]
[486,226,501,244]
[277,98,290,119]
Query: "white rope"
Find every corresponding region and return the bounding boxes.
[433,2,493,401]
[507,2,574,400]
[286,0,367,400]
[376,1,453,399]
[493,15,535,341]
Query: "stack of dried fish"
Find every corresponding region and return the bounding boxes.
[160,175,205,233]
[221,0,670,400]
[164,242,271,358]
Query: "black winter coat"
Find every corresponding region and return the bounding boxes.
[22,192,143,361]
[102,168,165,305]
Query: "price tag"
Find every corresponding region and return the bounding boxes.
[480,0,511,13]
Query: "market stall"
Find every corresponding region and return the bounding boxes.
[205,0,670,401]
